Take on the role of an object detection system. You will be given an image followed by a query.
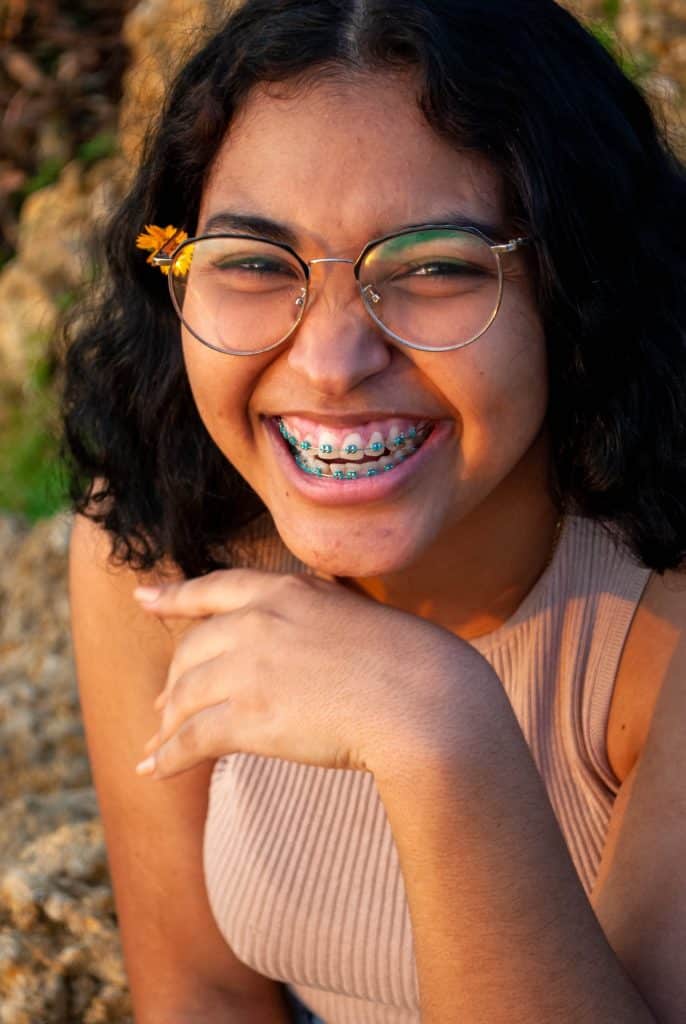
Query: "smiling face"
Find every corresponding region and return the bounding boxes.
[181,73,549,578]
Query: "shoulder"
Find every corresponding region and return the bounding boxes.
[592,568,686,1021]
[608,567,686,783]
[69,510,183,585]
[69,515,289,1015]
[69,513,191,658]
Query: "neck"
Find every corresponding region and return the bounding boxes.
[345,435,561,640]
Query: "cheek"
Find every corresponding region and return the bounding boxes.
[181,331,260,454]
[434,312,548,466]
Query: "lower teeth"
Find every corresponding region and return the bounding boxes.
[293,443,423,479]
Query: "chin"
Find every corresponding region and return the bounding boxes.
[271,514,437,579]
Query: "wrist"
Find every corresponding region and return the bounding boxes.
[367,632,503,789]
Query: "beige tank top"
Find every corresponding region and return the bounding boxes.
[203,514,651,1023]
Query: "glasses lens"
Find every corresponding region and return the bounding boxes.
[358,228,501,349]
[169,236,307,354]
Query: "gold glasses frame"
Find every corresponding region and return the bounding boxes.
[152,224,530,357]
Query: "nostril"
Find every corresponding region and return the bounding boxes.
[285,310,393,395]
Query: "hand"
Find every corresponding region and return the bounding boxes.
[133,569,466,781]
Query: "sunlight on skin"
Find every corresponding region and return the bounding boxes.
[181,72,557,637]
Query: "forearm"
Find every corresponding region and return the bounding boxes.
[375,662,657,1024]
[136,985,295,1024]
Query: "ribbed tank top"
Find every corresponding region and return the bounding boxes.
[203,515,651,1023]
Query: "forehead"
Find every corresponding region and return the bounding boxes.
[199,73,504,248]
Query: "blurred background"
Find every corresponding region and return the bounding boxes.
[0,2,683,1021]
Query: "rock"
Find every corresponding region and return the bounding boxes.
[16,157,127,293]
[0,786,131,1021]
[0,514,91,804]
[644,72,682,105]
[0,511,72,651]
[0,791,99,867]
[0,262,58,383]
[119,0,240,163]
[0,823,131,1022]
[0,513,132,1021]
[0,515,29,572]
[17,162,97,292]
[617,2,646,48]
[567,0,685,157]
[0,157,126,387]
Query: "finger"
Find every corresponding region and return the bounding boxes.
[152,613,235,711]
[133,568,296,619]
[136,702,234,779]
[142,731,160,753]
[164,612,237,701]
[156,653,235,748]
[150,581,301,709]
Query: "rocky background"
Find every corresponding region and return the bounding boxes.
[0,2,684,1021]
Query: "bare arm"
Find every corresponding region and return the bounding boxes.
[374,651,659,1024]
[69,515,293,1024]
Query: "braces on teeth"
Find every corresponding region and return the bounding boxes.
[278,418,431,479]
[278,418,422,456]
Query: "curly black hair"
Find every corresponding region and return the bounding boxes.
[61,0,686,578]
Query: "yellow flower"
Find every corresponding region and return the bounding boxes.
[135,224,192,277]
[171,243,194,278]
[135,223,180,252]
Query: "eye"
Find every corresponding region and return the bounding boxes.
[380,258,494,299]
[202,251,304,294]
[400,260,488,279]
[212,256,299,277]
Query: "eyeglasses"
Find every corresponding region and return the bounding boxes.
[152,224,530,356]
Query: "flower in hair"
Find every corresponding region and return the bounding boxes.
[135,223,193,276]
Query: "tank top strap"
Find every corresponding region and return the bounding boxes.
[576,522,652,793]
[470,515,651,794]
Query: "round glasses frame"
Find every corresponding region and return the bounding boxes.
[152,224,530,357]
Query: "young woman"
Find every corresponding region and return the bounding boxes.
[63,1,686,1022]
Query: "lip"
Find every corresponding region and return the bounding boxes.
[263,410,444,428]
[265,415,453,507]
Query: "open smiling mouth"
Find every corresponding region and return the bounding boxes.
[275,416,435,480]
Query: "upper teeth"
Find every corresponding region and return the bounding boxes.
[278,418,427,459]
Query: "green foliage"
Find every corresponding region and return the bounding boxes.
[589,20,655,83]
[0,360,66,521]
[0,127,111,521]
[77,132,118,167]
[54,289,79,314]
[20,156,65,198]
[602,0,621,25]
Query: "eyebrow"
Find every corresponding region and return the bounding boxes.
[199,209,507,249]
[200,211,300,248]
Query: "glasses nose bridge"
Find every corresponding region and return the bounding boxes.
[303,255,365,313]
[308,256,356,266]
[307,255,357,280]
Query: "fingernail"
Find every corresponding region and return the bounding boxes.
[134,586,161,603]
[135,755,156,775]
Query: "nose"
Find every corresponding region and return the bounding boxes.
[286,261,392,397]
